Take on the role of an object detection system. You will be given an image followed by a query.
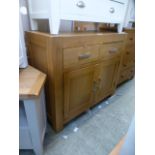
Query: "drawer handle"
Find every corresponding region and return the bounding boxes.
[76,1,86,8]
[109,7,115,13]
[79,53,91,59]
[129,38,133,41]
[109,48,117,54]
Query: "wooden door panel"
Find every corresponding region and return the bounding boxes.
[64,65,99,120]
[95,60,119,103]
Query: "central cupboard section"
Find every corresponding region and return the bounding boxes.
[26,32,127,131]
[64,60,120,122]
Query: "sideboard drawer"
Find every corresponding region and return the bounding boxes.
[122,45,135,68]
[99,42,123,60]
[63,45,99,68]
[119,67,135,83]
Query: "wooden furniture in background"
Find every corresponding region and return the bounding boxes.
[19,66,47,155]
[74,21,117,32]
[118,28,135,85]
[26,31,127,131]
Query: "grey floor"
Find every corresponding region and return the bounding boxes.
[20,79,135,155]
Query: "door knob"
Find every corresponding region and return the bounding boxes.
[76,1,86,8]
[109,7,115,13]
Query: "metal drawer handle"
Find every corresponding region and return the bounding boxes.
[79,53,91,59]
[76,1,86,8]
[109,48,117,54]
[109,7,115,13]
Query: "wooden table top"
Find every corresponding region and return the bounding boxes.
[19,65,46,100]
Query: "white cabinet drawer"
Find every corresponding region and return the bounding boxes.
[60,0,125,23]
[105,0,125,22]
[60,0,106,17]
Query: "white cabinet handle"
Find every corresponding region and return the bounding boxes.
[76,1,86,8]
[109,7,115,13]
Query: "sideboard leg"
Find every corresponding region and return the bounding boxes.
[54,121,64,132]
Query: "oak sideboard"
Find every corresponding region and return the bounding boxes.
[26,31,127,131]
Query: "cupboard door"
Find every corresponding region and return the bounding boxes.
[64,65,99,121]
[94,60,120,104]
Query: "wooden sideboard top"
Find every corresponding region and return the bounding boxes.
[19,65,46,100]
[26,31,127,38]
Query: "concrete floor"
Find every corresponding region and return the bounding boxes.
[20,79,135,155]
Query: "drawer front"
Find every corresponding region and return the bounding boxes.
[99,42,123,60]
[60,0,89,16]
[119,67,135,84]
[63,45,99,68]
[122,46,135,68]
[104,0,126,22]
[60,0,105,17]
[61,0,126,22]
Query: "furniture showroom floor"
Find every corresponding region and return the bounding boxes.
[20,78,135,155]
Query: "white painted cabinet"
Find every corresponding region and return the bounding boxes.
[19,88,47,155]
[27,0,129,34]
[123,0,135,27]
[19,65,47,155]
